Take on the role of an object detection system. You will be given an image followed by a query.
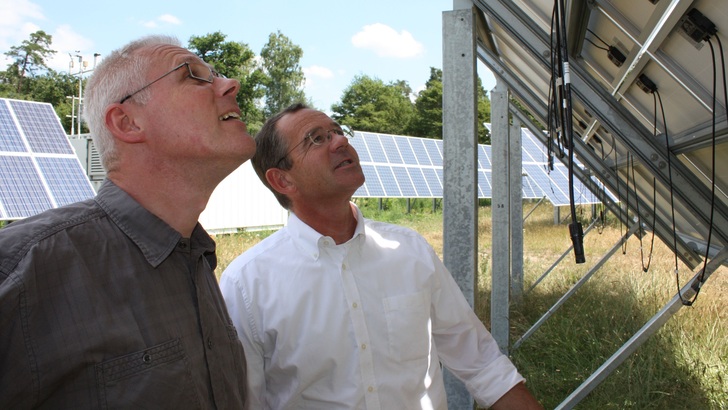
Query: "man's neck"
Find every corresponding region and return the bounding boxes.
[108,172,215,237]
[293,201,358,245]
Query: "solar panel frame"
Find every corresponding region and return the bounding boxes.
[349,128,609,205]
[0,98,96,220]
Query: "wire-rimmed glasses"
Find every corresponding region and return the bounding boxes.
[119,62,225,104]
[275,125,354,168]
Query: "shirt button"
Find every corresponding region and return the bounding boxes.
[352,302,358,308]
[361,343,367,350]
[207,337,213,350]
[368,386,374,393]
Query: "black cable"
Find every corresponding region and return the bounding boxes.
[548,6,564,163]
[555,0,585,263]
[586,28,611,48]
[597,141,607,234]
[657,89,685,304]
[639,94,659,273]
[615,135,627,255]
[684,36,725,305]
[585,37,610,52]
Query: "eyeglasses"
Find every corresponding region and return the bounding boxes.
[275,125,354,168]
[119,62,225,104]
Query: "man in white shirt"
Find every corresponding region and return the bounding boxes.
[220,104,543,409]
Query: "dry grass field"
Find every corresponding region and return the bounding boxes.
[212,198,727,409]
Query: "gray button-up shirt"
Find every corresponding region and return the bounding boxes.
[0,179,247,409]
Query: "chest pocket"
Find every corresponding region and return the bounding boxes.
[383,291,431,362]
[95,338,202,409]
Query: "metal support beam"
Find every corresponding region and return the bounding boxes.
[474,0,728,262]
[510,118,524,303]
[513,222,640,350]
[477,39,702,271]
[442,4,477,408]
[526,217,601,295]
[490,78,511,353]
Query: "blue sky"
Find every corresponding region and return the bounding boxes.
[0,0,495,113]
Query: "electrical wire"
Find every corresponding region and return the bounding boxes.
[682,36,726,305]
[555,0,585,263]
[656,88,686,303]
[586,28,611,48]
[584,37,610,52]
[615,136,627,255]
[669,33,724,306]
[628,99,657,272]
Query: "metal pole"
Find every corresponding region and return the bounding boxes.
[76,54,82,135]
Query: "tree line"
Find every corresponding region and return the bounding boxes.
[1,30,491,143]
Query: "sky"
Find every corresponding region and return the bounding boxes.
[0,0,495,113]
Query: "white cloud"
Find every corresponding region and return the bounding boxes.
[46,24,97,73]
[158,14,181,25]
[351,23,424,59]
[303,65,334,79]
[0,0,97,75]
[140,14,182,28]
[0,0,45,50]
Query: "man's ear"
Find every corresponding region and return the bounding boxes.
[105,104,145,143]
[266,168,295,195]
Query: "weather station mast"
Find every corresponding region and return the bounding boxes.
[67,52,99,135]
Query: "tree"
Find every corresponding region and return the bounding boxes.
[331,75,415,135]
[406,67,492,143]
[188,32,266,132]
[408,67,442,138]
[259,31,307,117]
[4,30,56,93]
[29,70,79,132]
[476,76,491,144]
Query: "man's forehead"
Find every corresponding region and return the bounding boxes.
[280,109,335,136]
[142,44,203,65]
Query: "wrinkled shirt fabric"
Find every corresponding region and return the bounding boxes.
[220,203,523,410]
[0,179,247,409]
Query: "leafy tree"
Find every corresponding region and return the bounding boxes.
[406,67,491,143]
[331,75,415,135]
[476,76,491,144]
[408,67,442,139]
[4,30,56,93]
[30,70,79,132]
[188,32,266,132]
[259,31,307,117]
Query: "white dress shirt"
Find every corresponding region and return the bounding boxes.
[220,204,524,409]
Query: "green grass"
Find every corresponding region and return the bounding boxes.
[212,199,727,409]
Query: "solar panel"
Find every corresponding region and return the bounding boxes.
[392,166,417,197]
[520,127,611,206]
[0,98,96,220]
[351,128,611,205]
[408,167,432,197]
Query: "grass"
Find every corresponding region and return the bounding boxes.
[212,198,727,409]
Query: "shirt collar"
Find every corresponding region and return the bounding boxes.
[286,202,366,260]
[94,179,212,267]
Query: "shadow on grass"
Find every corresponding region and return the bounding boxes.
[476,280,714,409]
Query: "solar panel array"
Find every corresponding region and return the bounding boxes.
[519,128,608,206]
[351,128,607,206]
[0,98,96,220]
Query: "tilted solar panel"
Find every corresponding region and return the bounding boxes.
[350,128,608,205]
[0,98,96,220]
